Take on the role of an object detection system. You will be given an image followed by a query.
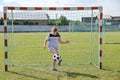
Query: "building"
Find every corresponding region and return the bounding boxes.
[11,12,49,25]
[81,17,97,25]
[103,15,120,25]
[81,17,97,23]
[81,15,120,26]
[112,16,120,21]
[15,20,48,25]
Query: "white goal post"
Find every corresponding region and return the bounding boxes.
[4,6,103,71]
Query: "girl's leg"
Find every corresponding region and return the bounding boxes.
[51,48,58,70]
[52,48,62,66]
[52,59,56,70]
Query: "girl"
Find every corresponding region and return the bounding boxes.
[44,27,69,71]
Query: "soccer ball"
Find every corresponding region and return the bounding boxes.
[53,54,60,61]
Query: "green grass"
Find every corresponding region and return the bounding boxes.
[6,32,98,66]
[103,32,120,43]
[0,32,120,80]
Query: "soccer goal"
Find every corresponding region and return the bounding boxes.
[102,20,120,44]
[4,6,103,71]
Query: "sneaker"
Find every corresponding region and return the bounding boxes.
[58,59,62,66]
[52,68,58,71]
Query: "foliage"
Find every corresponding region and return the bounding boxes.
[69,20,87,26]
[0,17,4,25]
[58,15,69,25]
[48,15,69,25]
[107,19,120,22]
[23,21,34,25]
[6,18,20,25]
[0,17,35,25]
[48,20,56,25]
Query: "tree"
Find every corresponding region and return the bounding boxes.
[48,15,69,25]
[0,17,4,25]
[48,20,56,25]
[14,20,20,25]
[74,20,80,25]
[23,21,34,25]
[55,19,61,25]
[59,15,69,25]
[23,21,29,25]
[7,18,12,25]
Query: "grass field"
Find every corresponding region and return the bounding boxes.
[0,32,120,80]
[103,32,120,44]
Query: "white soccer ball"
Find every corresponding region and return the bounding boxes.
[53,54,60,61]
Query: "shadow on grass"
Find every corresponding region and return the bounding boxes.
[105,43,120,44]
[62,71,99,79]
[102,67,115,72]
[66,72,99,78]
[7,71,48,80]
[103,68,120,73]
[117,71,120,73]
[103,68,112,71]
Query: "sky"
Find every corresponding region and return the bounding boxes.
[0,0,120,17]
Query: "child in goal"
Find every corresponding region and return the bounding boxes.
[44,27,69,71]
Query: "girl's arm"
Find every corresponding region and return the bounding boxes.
[44,40,48,49]
[59,39,69,44]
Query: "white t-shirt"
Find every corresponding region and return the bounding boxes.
[46,33,61,48]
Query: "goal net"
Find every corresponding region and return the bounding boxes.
[4,7,103,71]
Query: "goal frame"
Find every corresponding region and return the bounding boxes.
[4,6,103,71]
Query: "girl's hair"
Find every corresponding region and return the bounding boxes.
[51,27,58,33]
[51,26,61,37]
[56,32,61,37]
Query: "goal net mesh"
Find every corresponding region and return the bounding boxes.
[6,9,99,67]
